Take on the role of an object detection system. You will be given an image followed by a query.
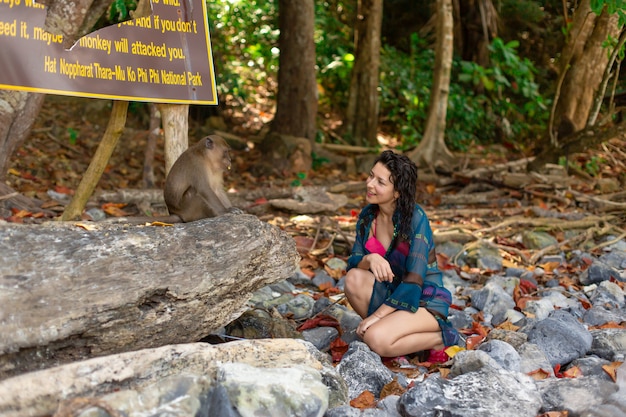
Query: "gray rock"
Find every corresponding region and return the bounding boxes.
[517,342,555,377]
[448,308,473,331]
[313,269,336,289]
[376,395,402,417]
[478,339,521,372]
[583,306,626,327]
[569,356,614,381]
[580,260,622,285]
[589,280,626,309]
[536,376,618,416]
[0,339,346,417]
[302,327,339,352]
[335,341,394,400]
[599,250,626,269]
[470,281,516,325]
[324,405,362,417]
[523,297,554,321]
[449,350,503,377]
[589,328,626,361]
[464,244,503,271]
[213,362,329,417]
[521,310,593,366]
[398,368,541,417]
[276,293,315,320]
[437,241,464,260]
[487,329,528,349]
[579,365,626,417]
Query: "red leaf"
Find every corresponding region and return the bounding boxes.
[330,337,349,362]
[296,314,340,331]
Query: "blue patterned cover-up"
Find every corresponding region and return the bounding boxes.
[347,203,460,347]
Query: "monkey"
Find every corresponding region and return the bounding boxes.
[163,135,233,222]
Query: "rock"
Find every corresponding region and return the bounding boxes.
[302,327,339,351]
[579,260,622,285]
[335,341,394,400]
[522,231,558,250]
[589,328,626,361]
[517,342,555,377]
[210,362,329,417]
[521,310,593,367]
[463,243,503,271]
[470,281,516,325]
[397,367,542,417]
[0,339,348,417]
[536,376,618,416]
[0,214,299,379]
[477,339,521,372]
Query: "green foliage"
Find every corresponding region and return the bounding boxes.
[290,172,307,187]
[67,127,78,145]
[315,1,357,110]
[311,152,330,170]
[454,38,549,148]
[378,34,548,151]
[559,155,607,176]
[591,0,626,26]
[108,0,137,23]
[378,34,433,147]
[206,0,280,101]
[205,1,549,151]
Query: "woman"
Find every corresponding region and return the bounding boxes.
[345,150,460,358]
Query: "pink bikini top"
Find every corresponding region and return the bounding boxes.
[364,217,409,257]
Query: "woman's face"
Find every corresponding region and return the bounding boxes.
[366,162,398,205]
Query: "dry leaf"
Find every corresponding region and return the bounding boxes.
[528,368,551,380]
[380,378,406,398]
[74,222,98,231]
[350,390,376,409]
[149,221,173,227]
[496,320,520,331]
[602,361,623,382]
[562,366,582,378]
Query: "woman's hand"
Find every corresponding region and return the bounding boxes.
[365,254,394,282]
[356,313,383,338]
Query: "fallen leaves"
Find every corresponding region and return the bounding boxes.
[350,390,376,409]
[602,361,623,382]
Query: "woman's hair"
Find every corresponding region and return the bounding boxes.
[373,150,418,240]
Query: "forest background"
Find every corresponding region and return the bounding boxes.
[1,0,625,229]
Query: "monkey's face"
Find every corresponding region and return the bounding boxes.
[203,135,231,171]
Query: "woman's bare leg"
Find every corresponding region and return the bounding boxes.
[345,268,445,357]
[344,268,375,318]
[363,308,444,357]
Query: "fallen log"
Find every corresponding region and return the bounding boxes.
[0,213,299,380]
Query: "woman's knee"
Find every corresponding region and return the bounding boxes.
[363,326,392,357]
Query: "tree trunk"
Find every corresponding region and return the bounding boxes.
[407,0,455,170]
[454,0,498,68]
[271,0,317,142]
[157,104,190,175]
[143,103,162,188]
[0,91,45,181]
[550,0,620,141]
[0,213,299,380]
[60,100,129,221]
[345,0,383,147]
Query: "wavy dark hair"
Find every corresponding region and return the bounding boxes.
[373,150,418,240]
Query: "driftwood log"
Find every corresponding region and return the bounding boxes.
[0,213,299,380]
